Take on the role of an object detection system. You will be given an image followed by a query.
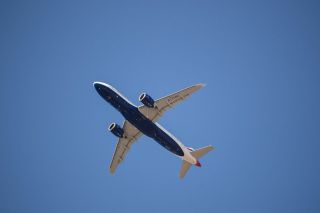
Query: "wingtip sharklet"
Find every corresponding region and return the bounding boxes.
[196,83,206,88]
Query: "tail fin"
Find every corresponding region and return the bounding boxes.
[179,145,214,179]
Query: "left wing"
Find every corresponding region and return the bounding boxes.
[138,83,205,122]
[109,120,142,173]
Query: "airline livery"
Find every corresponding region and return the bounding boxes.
[93,82,214,178]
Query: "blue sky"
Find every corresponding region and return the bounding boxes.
[1,0,320,212]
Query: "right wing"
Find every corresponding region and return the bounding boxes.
[109,120,142,174]
[138,83,205,122]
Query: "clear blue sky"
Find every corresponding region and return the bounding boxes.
[1,0,320,212]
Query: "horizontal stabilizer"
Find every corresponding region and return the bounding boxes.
[179,160,192,179]
[191,145,214,159]
[179,145,214,179]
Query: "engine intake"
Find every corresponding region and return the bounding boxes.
[139,93,155,108]
[108,123,124,138]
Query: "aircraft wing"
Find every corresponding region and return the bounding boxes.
[109,120,142,173]
[138,83,205,122]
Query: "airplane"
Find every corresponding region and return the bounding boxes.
[93,82,214,178]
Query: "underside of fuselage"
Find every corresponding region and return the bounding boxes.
[94,83,184,157]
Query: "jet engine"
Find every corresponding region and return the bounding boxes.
[108,123,124,138]
[139,92,155,108]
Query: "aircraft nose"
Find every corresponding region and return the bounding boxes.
[93,82,111,100]
[93,82,103,91]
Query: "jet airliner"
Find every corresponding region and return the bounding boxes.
[93,82,214,178]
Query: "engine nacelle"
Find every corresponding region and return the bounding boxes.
[108,123,124,138]
[139,92,155,108]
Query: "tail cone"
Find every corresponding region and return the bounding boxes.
[195,160,202,167]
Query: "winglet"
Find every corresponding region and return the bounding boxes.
[197,83,206,87]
